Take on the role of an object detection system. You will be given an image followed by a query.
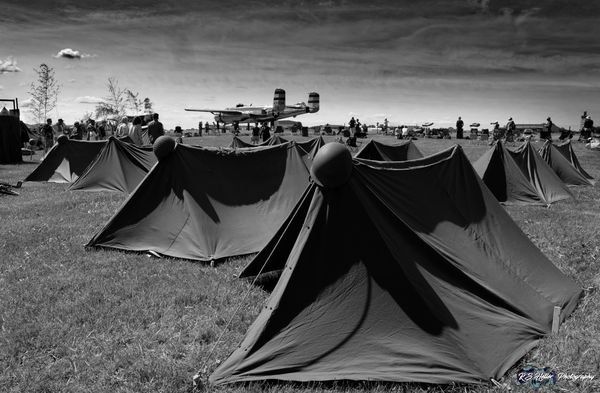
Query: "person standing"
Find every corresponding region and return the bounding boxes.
[260,122,271,142]
[198,121,203,137]
[56,119,68,136]
[147,113,164,144]
[456,116,464,139]
[384,118,389,134]
[581,115,593,141]
[541,117,553,141]
[116,117,130,138]
[505,117,516,142]
[41,118,54,154]
[349,117,356,131]
[205,122,210,135]
[128,116,143,146]
[251,124,261,144]
[71,121,84,140]
[86,119,97,140]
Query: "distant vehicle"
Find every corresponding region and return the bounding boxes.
[185,89,319,128]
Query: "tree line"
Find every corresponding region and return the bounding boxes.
[28,63,153,124]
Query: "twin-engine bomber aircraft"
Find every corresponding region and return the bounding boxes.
[185,89,319,126]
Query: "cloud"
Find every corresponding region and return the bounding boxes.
[54,48,96,59]
[0,56,21,73]
[75,96,105,104]
[20,98,35,108]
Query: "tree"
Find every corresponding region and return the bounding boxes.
[95,77,154,119]
[95,77,126,119]
[29,64,60,123]
[125,89,143,114]
[143,97,153,113]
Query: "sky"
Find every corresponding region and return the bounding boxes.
[1,0,600,130]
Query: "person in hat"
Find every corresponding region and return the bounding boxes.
[505,117,516,142]
[541,117,553,141]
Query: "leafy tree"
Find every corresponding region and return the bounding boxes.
[95,77,126,119]
[29,64,60,123]
[125,89,143,114]
[143,97,153,113]
[95,78,153,119]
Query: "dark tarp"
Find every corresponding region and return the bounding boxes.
[354,139,423,161]
[0,115,22,164]
[212,145,581,385]
[68,137,157,193]
[24,139,106,183]
[87,142,310,261]
[294,136,325,168]
[508,141,573,204]
[472,141,546,205]
[547,140,594,181]
[230,135,288,148]
[538,140,594,186]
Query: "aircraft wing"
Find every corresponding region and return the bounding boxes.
[184,109,243,115]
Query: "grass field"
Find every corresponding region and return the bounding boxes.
[1,134,599,393]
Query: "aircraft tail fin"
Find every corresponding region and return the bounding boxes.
[273,88,285,113]
[308,92,319,113]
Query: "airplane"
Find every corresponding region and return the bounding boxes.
[185,89,319,127]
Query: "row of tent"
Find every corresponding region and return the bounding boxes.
[22,135,591,386]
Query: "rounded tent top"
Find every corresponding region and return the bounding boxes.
[153,135,176,161]
[57,134,69,145]
[310,142,353,188]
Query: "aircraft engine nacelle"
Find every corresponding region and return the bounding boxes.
[308,92,319,113]
[273,88,286,113]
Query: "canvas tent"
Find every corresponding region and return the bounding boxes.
[540,140,594,185]
[24,139,107,183]
[68,137,157,193]
[473,141,572,205]
[0,110,23,164]
[508,141,573,204]
[213,144,581,385]
[229,135,288,148]
[355,139,423,161]
[87,142,310,261]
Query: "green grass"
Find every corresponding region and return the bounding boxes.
[1,134,599,393]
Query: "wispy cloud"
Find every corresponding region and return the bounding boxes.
[54,48,96,59]
[75,96,104,104]
[20,98,35,108]
[0,56,21,73]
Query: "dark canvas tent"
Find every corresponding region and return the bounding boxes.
[355,139,423,161]
[68,137,157,193]
[473,141,546,205]
[24,139,106,183]
[473,141,572,205]
[508,141,573,204]
[87,142,310,261]
[294,136,325,167]
[540,140,594,185]
[230,135,288,148]
[213,144,581,385]
[0,111,23,164]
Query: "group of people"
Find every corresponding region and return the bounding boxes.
[250,122,272,144]
[114,113,164,146]
[455,116,565,143]
[39,118,107,153]
[39,113,165,154]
